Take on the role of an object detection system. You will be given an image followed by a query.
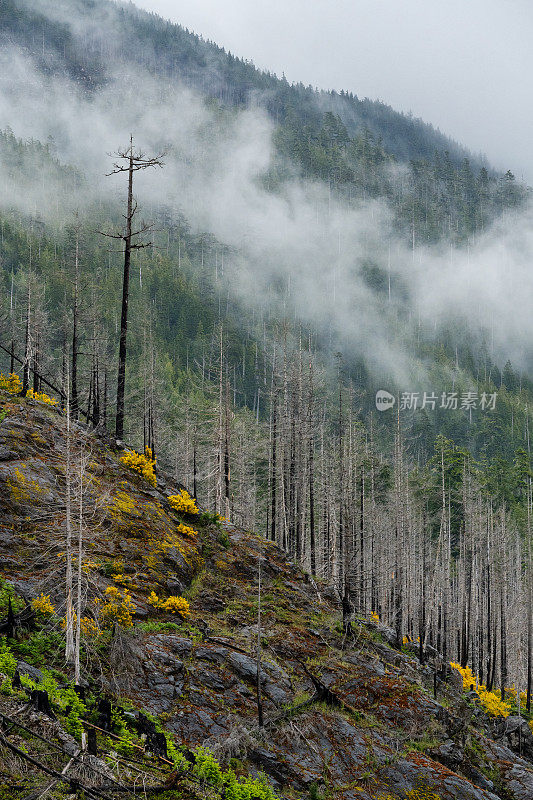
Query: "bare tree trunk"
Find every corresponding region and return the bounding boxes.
[115,144,133,441]
[270,389,277,543]
[337,360,344,592]
[216,325,224,515]
[75,447,84,684]
[500,564,508,702]
[309,431,316,575]
[22,271,31,396]
[32,330,40,393]
[526,479,533,714]
[106,137,164,440]
[9,269,15,375]
[65,372,75,663]
[256,555,264,727]
[224,378,231,520]
[71,225,80,420]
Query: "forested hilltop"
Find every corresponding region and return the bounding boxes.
[1,2,533,797]
[0,0,494,164]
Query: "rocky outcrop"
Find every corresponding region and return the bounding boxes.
[2,396,533,799]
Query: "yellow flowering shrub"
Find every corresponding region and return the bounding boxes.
[61,612,101,638]
[112,573,137,588]
[478,689,512,717]
[120,448,156,487]
[82,559,100,575]
[504,686,527,706]
[168,489,198,515]
[80,616,101,637]
[161,596,190,616]
[31,594,55,615]
[26,388,58,406]
[376,792,442,800]
[97,586,135,629]
[370,611,379,623]
[147,590,160,606]
[450,662,512,717]
[8,467,44,504]
[177,522,197,538]
[109,490,137,519]
[147,591,190,617]
[0,372,22,394]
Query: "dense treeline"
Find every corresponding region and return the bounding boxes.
[1,0,533,722]
[1,0,496,165]
[274,112,526,245]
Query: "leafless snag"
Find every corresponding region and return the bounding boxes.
[102,136,164,441]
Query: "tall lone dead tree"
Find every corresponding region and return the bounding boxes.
[64,371,75,663]
[104,136,164,441]
[71,220,80,420]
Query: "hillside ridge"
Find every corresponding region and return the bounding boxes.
[2,0,484,168]
[0,393,533,799]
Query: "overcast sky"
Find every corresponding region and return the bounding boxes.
[133,0,533,182]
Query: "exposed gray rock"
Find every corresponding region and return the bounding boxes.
[166,577,184,595]
[0,446,17,461]
[449,666,465,693]
[156,635,193,658]
[495,715,533,761]
[161,546,193,585]
[17,660,43,682]
[431,739,464,769]
[379,625,400,647]
[250,747,288,785]
[503,763,533,800]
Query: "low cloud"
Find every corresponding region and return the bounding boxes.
[1,7,533,388]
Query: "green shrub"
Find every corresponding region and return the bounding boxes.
[0,641,17,678]
[198,510,222,526]
[19,668,87,742]
[12,630,65,667]
[192,746,279,799]
[218,530,230,548]
[0,579,24,615]
[136,620,181,634]
[193,747,224,784]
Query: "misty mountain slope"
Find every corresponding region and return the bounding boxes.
[1,0,483,168]
[0,116,532,485]
[1,130,531,479]
[3,0,517,252]
[2,396,533,800]
[1,0,533,521]
[2,9,533,800]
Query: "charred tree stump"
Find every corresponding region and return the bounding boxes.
[0,603,37,637]
[97,698,112,731]
[31,690,55,718]
[87,727,98,756]
[6,599,15,639]
[136,712,168,758]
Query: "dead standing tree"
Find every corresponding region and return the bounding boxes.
[103,136,164,441]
